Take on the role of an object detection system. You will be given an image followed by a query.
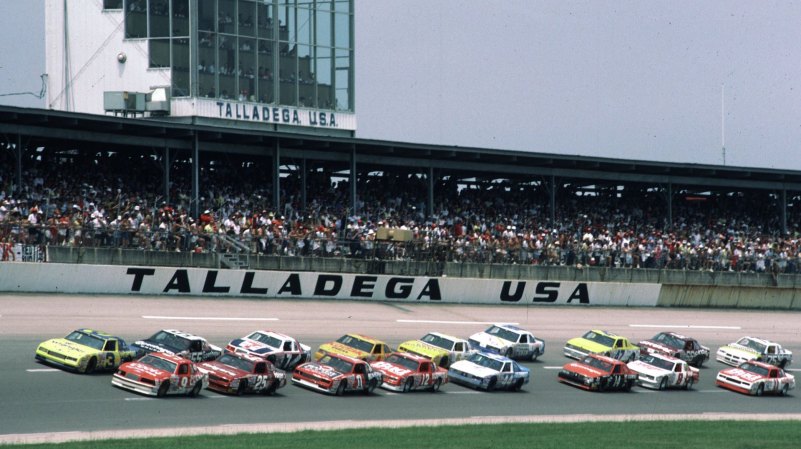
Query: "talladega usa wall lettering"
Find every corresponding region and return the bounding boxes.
[124,268,595,304]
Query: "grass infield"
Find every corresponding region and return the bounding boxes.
[4,421,801,448]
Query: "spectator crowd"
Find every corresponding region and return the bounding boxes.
[2,151,801,274]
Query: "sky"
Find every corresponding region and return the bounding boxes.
[2,1,801,170]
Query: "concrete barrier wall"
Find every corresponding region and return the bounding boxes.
[657,285,801,310]
[0,262,661,307]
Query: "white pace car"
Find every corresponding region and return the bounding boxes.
[627,353,699,390]
[468,324,545,361]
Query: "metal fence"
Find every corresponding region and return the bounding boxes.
[1,222,799,274]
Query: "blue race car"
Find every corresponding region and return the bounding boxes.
[447,352,530,391]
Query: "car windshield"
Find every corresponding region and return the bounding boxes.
[739,362,770,377]
[652,333,681,349]
[145,330,192,352]
[247,332,282,349]
[319,355,353,373]
[217,353,255,372]
[65,330,106,350]
[385,353,420,371]
[581,356,613,372]
[640,355,675,371]
[467,353,503,371]
[485,326,520,343]
[582,331,615,347]
[335,335,374,353]
[139,354,177,373]
[736,338,767,354]
[421,333,454,351]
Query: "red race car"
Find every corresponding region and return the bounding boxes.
[112,352,208,397]
[371,352,448,392]
[292,353,383,395]
[558,353,638,392]
[198,351,286,395]
[716,360,796,396]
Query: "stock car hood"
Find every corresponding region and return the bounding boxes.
[296,362,344,380]
[720,344,760,359]
[229,338,278,355]
[639,340,678,355]
[198,361,247,380]
[450,360,500,378]
[719,368,766,383]
[563,362,608,378]
[627,360,669,377]
[39,338,97,359]
[470,333,511,350]
[371,361,413,378]
[319,342,369,360]
[566,338,611,354]
[398,340,447,358]
[120,361,171,380]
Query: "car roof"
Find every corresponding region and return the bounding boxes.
[142,352,189,364]
[343,333,384,345]
[389,352,430,363]
[425,331,462,341]
[161,329,206,341]
[587,353,622,364]
[247,330,290,340]
[590,329,623,338]
[641,352,682,363]
[75,328,120,341]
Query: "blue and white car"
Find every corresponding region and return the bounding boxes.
[468,324,545,360]
[448,352,530,391]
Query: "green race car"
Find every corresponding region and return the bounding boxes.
[563,329,639,362]
[35,328,138,373]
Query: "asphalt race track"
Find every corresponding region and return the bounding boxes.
[1,294,799,441]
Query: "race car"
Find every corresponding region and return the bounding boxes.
[226,330,311,370]
[468,324,545,361]
[716,360,795,396]
[198,351,286,395]
[134,329,222,362]
[371,352,448,392]
[292,353,382,395]
[563,329,639,362]
[558,353,638,392]
[112,352,208,397]
[716,336,793,368]
[397,332,476,368]
[627,353,699,390]
[448,352,529,392]
[314,333,392,362]
[35,328,137,373]
[638,331,710,367]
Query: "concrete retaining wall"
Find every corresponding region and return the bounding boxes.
[658,285,801,310]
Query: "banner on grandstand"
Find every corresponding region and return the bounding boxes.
[0,263,660,307]
[171,98,357,131]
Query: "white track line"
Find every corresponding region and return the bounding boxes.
[543,366,563,370]
[786,369,801,372]
[26,368,61,373]
[629,324,741,330]
[142,315,278,321]
[396,320,519,325]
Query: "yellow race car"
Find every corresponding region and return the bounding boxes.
[397,332,476,368]
[35,328,138,373]
[314,333,392,362]
[563,329,639,362]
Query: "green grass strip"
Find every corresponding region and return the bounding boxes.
[5,421,801,449]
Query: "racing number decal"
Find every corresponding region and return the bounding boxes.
[354,375,364,390]
[421,374,430,386]
[676,373,684,385]
[180,376,189,388]
[611,375,624,388]
[104,352,116,368]
[253,375,268,390]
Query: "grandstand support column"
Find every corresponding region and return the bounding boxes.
[428,166,434,219]
[192,133,200,217]
[301,158,307,212]
[549,175,556,226]
[350,145,357,214]
[15,134,23,194]
[163,147,171,205]
[273,140,280,212]
[667,182,673,230]
[781,189,787,235]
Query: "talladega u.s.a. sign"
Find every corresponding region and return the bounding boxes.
[171,97,357,131]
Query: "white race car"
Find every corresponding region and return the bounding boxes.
[226,330,312,371]
[448,352,530,391]
[627,353,699,390]
[468,324,545,360]
[716,336,792,368]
